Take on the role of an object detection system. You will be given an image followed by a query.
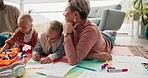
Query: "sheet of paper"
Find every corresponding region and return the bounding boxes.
[78,70,148,78]
[46,75,63,78]
[25,58,52,69]
[113,56,148,63]
[36,62,75,77]
[113,62,147,74]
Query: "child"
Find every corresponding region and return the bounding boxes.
[32,20,64,64]
[0,11,38,53]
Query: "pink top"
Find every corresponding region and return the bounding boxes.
[64,20,111,65]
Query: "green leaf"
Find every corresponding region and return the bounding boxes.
[144,2,148,6]
[144,8,148,14]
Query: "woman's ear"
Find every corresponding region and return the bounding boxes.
[30,24,33,28]
[74,11,79,17]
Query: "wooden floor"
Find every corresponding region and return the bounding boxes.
[115,36,148,49]
[116,22,148,49]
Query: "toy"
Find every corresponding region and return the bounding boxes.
[0,47,20,66]
[101,60,115,70]
[19,44,32,60]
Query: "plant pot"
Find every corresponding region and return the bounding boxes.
[144,30,148,40]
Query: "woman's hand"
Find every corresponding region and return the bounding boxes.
[96,52,112,61]
[40,57,52,64]
[63,22,79,33]
[32,53,40,61]
[86,52,112,61]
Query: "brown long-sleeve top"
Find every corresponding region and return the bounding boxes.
[64,20,111,65]
[5,28,38,49]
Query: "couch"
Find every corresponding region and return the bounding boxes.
[88,4,126,31]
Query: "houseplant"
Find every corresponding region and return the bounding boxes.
[128,0,148,39]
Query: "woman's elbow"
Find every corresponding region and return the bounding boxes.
[68,60,80,66]
[69,62,78,66]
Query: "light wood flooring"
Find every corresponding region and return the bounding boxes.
[115,36,148,49]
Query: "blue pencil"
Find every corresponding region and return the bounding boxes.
[76,65,96,71]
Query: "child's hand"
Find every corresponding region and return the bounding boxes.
[40,57,52,64]
[32,53,40,61]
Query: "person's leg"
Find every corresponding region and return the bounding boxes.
[101,31,116,49]
[0,34,9,47]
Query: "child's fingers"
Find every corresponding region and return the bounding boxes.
[40,59,46,64]
[40,58,51,64]
[46,60,51,63]
[32,54,40,61]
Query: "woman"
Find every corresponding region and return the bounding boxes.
[63,0,115,65]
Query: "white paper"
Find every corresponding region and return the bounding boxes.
[113,62,147,74]
[113,56,148,63]
[25,58,53,69]
[46,75,63,78]
[78,70,148,78]
[36,62,75,77]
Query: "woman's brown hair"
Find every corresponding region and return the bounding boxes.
[68,0,90,19]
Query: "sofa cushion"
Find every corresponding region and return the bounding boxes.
[88,4,121,18]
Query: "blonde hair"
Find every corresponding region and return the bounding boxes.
[47,20,63,35]
[68,0,90,19]
[18,10,33,26]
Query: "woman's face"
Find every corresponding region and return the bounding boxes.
[18,21,32,34]
[46,29,59,43]
[63,2,75,22]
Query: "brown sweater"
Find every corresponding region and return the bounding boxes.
[64,20,111,65]
[0,4,20,33]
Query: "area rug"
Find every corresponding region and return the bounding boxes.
[115,45,148,59]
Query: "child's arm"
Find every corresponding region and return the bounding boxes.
[5,29,22,47]
[32,40,43,54]
[31,29,38,48]
[48,40,64,61]
[0,29,21,54]
[32,40,43,61]
[0,43,10,53]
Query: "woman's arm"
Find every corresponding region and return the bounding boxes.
[64,27,98,65]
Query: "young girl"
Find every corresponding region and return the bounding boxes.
[0,11,38,53]
[32,20,64,64]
